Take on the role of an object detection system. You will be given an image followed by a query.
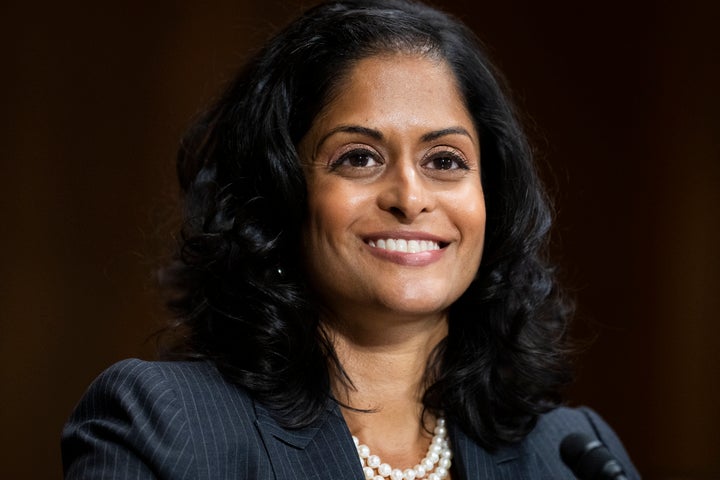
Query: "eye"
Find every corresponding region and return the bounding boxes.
[330,148,382,170]
[424,151,469,171]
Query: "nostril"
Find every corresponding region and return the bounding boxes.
[388,206,406,218]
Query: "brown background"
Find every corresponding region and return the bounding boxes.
[2,0,719,478]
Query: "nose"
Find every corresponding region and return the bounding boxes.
[376,160,434,222]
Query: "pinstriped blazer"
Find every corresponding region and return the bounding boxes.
[62,359,640,479]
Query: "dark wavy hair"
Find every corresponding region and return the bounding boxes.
[160,0,573,450]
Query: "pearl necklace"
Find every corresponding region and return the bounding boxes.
[352,417,452,480]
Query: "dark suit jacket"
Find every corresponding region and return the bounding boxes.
[62,359,640,479]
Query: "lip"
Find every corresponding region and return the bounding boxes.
[362,231,449,266]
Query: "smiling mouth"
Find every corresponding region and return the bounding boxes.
[367,238,445,253]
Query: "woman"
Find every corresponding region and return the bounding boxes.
[62,1,639,479]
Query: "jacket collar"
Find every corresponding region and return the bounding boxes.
[253,399,534,479]
[449,422,536,479]
[253,398,363,479]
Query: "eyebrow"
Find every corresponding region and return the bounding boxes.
[316,125,383,150]
[420,127,474,143]
[316,124,474,151]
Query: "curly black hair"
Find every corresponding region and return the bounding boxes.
[160,0,573,450]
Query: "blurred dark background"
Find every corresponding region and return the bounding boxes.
[2,0,718,478]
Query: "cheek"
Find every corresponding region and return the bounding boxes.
[301,185,369,297]
[457,185,487,264]
[305,181,369,238]
[302,187,362,275]
[470,201,487,240]
[457,183,486,232]
[305,190,348,242]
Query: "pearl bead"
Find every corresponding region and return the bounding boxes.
[352,417,451,480]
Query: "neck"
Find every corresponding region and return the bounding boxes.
[322,309,448,468]
[325,309,447,409]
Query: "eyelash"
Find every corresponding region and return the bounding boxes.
[329,148,381,170]
[327,146,471,173]
[423,151,469,171]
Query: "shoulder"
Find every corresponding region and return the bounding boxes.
[86,357,232,392]
[103,358,249,399]
[62,359,269,479]
[94,358,263,441]
[522,406,640,479]
[530,406,629,455]
[69,358,258,426]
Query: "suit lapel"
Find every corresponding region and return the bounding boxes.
[253,400,364,480]
[253,400,544,480]
[449,422,536,480]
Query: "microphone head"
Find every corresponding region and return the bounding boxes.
[560,432,627,480]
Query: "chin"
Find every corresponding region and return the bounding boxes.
[378,292,456,318]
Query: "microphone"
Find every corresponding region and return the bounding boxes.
[560,432,628,480]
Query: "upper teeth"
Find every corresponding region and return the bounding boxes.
[368,239,441,253]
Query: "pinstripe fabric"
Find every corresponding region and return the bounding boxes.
[450,407,641,479]
[62,359,640,479]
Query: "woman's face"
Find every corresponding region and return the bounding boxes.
[299,54,486,322]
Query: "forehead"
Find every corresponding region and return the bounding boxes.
[309,53,476,141]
